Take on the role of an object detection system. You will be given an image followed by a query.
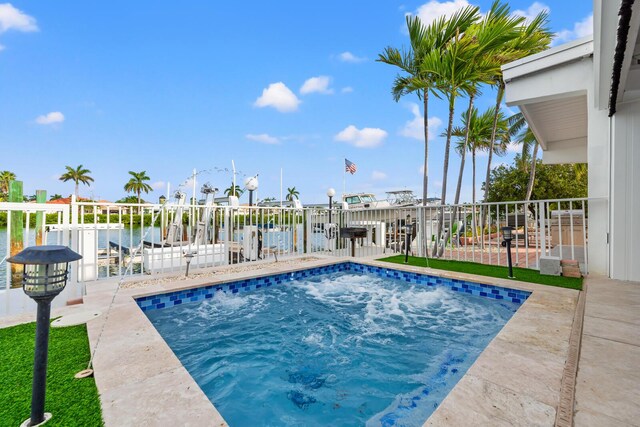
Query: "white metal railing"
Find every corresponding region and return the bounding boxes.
[0,197,593,317]
[70,200,311,280]
[320,198,590,274]
[0,202,72,317]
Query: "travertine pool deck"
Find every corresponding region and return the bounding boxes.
[1,256,587,426]
[573,276,640,426]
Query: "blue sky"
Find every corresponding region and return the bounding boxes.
[0,1,592,204]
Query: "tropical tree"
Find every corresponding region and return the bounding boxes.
[116,195,140,204]
[485,157,587,204]
[0,170,16,193]
[422,1,521,255]
[286,187,299,202]
[452,107,509,205]
[482,11,551,205]
[508,112,540,202]
[450,1,523,207]
[224,183,243,197]
[124,170,153,206]
[379,8,479,209]
[59,165,94,198]
[49,194,63,201]
[379,7,479,256]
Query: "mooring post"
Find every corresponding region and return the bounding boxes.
[9,181,24,287]
[35,190,47,245]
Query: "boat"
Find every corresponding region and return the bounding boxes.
[341,193,391,209]
[142,185,228,272]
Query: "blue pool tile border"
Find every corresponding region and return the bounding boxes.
[136,262,531,312]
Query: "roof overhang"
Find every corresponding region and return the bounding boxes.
[502,38,593,164]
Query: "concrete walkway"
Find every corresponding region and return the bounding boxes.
[574,276,640,426]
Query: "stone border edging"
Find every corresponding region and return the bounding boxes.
[555,281,588,427]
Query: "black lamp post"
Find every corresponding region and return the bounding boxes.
[158,195,166,205]
[405,214,412,263]
[7,245,82,427]
[327,188,335,224]
[501,226,515,278]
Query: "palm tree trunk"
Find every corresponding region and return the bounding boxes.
[442,94,475,256]
[421,91,430,257]
[432,97,456,257]
[422,91,429,206]
[484,83,504,203]
[75,182,79,199]
[480,83,504,247]
[453,94,474,205]
[472,149,477,244]
[524,142,539,202]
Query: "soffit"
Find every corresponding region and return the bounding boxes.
[520,95,588,150]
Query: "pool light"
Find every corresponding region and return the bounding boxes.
[8,245,82,427]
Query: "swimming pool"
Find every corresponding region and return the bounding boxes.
[139,263,530,426]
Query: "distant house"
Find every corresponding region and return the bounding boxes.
[46,197,131,215]
[503,0,640,282]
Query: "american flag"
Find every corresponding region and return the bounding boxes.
[345,158,357,174]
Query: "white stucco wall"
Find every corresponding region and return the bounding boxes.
[586,86,610,277]
[609,98,640,282]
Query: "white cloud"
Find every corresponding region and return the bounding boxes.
[341,86,354,93]
[413,0,472,26]
[254,82,301,113]
[35,111,64,125]
[0,4,38,33]
[512,2,549,22]
[0,43,4,51]
[151,181,165,191]
[371,171,387,181]
[300,76,334,95]
[553,14,593,45]
[335,125,388,148]
[339,51,366,63]
[246,133,280,145]
[400,103,442,140]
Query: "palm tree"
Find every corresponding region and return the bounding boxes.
[49,194,63,201]
[450,1,524,208]
[124,171,153,206]
[59,165,94,198]
[224,183,243,198]
[379,7,478,256]
[509,112,540,202]
[0,170,16,193]
[286,187,300,202]
[482,11,551,205]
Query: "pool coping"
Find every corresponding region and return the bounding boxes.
[80,255,578,426]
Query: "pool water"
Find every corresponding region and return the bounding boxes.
[145,270,522,426]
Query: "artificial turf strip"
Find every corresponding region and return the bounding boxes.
[0,322,103,426]
[378,255,583,290]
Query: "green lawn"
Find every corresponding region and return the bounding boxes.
[0,322,103,426]
[378,255,583,290]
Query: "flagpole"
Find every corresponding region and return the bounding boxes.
[342,157,346,200]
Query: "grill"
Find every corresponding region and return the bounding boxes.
[340,227,368,257]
